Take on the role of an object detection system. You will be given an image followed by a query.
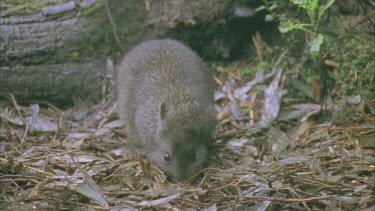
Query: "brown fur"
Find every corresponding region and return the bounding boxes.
[116,39,216,181]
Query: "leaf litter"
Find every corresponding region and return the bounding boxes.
[0,60,374,210]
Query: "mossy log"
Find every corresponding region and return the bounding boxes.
[0,0,233,105]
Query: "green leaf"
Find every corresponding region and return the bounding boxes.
[240,67,251,75]
[319,0,335,20]
[265,14,274,22]
[291,0,308,6]
[269,3,278,11]
[279,20,311,33]
[306,0,318,24]
[291,0,318,25]
[255,5,266,12]
[310,33,323,55]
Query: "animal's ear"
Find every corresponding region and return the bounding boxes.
[157,102,167,133]
[160,102,167,120]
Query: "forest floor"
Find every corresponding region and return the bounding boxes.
[0,57,373,210]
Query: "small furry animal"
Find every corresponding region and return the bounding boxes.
[116,39,216,181]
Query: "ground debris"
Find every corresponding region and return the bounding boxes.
[1,62,374,210]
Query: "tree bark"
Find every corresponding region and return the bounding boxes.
[0,0,234,105]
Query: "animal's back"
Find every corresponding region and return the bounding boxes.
[117,39,213,141]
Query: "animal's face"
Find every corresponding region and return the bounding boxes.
[144,102,212,181]
[148,127,209,181]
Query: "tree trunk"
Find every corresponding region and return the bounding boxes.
[0,0,234,106]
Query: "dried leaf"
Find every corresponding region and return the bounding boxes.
[138,194,180,207]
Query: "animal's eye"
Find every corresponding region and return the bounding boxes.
[164,153,171,161]
[190,150,196,160]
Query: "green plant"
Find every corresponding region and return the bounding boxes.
[256,1,287,22]
[279,0,335,58]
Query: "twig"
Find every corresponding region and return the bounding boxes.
[215,128,248,140]
[243,195,336,203]
[104,0,124,53]
[0,158,55,176]
[18,150,79,161]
